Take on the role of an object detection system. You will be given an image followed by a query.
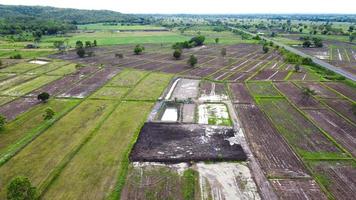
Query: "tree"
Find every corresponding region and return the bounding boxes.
[134,45,144,55]
[302,40,312,48]
[349,33,355,43]
[0,59,2,66]
[43,107,55,120]
[302,87,316,100]
[93,40,97,47]
[215,38,219,44]
[7,176,37,200]
[270,32,276,37]
[37,92,50,102]
[173,49,182,60]
[85,41,92,48]
[187,55,197,67]
[189,35,205,46]
[294,63,301,72]
[0,114,6,130]
[77,48,85,58]
[221,48,227,57]
[75,40,83,49]
[53,41,65,51]
[262,45,269,54]
[312,37,323,48]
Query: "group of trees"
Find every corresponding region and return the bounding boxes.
[300,36,323,48]
[76,40,97,58]
[172,35,206,49]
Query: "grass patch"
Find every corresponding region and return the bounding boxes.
[182,169,199,200]
[26,61,69,75]
[125,72,173,100]
[90,86,130,100]
[42,101,153,199]
[107,69,148,87]
[0,74,36,91]
[46,63,77,76]
[1,75,61,96]
[247,81,282,97]
[0,99,80,165]
[0,62,41,73]
[0,100,116,198]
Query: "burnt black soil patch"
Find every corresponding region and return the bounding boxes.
[130,122,247,163]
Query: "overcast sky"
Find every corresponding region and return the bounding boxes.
[0,0,355,14]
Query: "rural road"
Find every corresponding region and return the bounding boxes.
[229,27,356,81]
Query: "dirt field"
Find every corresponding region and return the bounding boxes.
[130,122,247,163]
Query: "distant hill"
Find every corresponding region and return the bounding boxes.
[0,4,147,35]
[0,4,142,24]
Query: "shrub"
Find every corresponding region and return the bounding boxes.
[77,48,85,58]
[189,35,205,46]
[173,49,182,60]
[182,169,198,200]
[134,45,145,55]
[7,176,37,200]
[262,45,269,53]
[43,107,55,120]
[221,48,227,57]
[0,114,6,130]
[0,59,3,66]
[115,53,124,58]
[187,55,197,67]
[10,54,22,59]
[37,92,50,102]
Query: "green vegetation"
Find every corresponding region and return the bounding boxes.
[0,115,6,130]
[247,82,281,97]
[1,75,60,96]
[43,107,55,120]
[37,92,50,102]
[7,176,37,200]
[125,72,173,100]
[134,44,145,55]
[182,169,199,200]
[107,69,148,87]
[0,99,79,165]
[188,55,198,67]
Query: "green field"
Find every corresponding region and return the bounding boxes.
[46,63,77,76]
[0,62,41,73]
[42,101,153,199]
[0,74,36,91]
[125,72,173,100]
[1,75,60,96]
[107,69,148,87]
[247,81,282,97]
[78,23,167,31]
[0,99,80,164]
[26,61,69,75]
[0,99,116,198]
[90,86,130,100]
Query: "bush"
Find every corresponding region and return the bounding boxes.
[43,107,55,120]
[10,54,22,59]
[0,114,6,130]
[187,55,197,67]
[77,48,85,58]
[221,48,227,57]
[262,45,269,53]
[115,53,124,58]
[0,59,2,66]
[134,45,144,55]
[7,176,37,200]
[189,35,205,46]
[173,49,182,60]
[37,92,50,102]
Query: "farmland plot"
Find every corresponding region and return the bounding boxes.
[199,81,228,101]
[321,99,356,123]
[46,63,77,76]
[270,179,327,200]
[296,82,341,98]
[235,104,309,178]
[170,78,200,100]
[42,102,153,200]
[0,97,39,121]
[107,69,148,87]
[324,82,356,101]
[229,83,254,103]
[1,75,61,96]
[0,62,41,73]
[309,161,356,200]
[0,74,36,91]
[125,72,173,100]
[25,61,69,75]
[0,100,116,198]
[304,109,356,157]
[0,99,80,162]
[90,86,130,100]
[257,98,345,159]
[247,81,282,97]
[275,82,321,108]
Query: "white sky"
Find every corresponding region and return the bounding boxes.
[0,0,355,14]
